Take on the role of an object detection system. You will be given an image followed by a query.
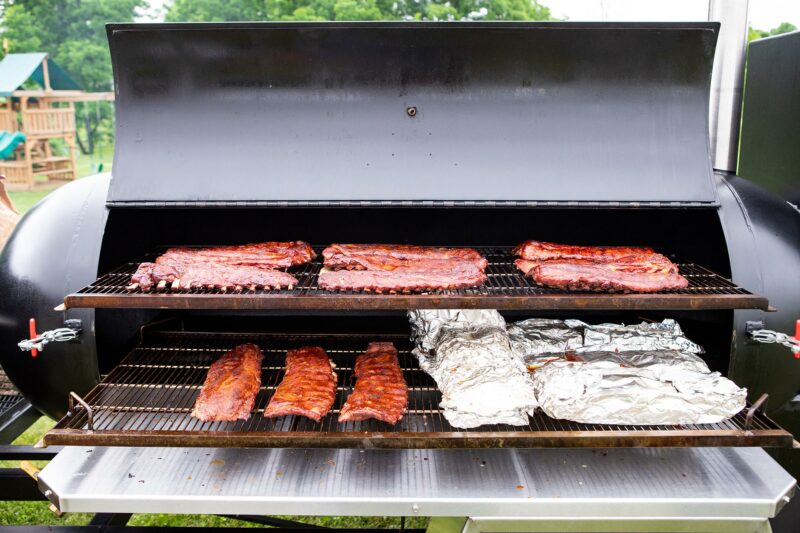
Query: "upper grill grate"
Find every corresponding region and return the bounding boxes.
[64,247,768,311]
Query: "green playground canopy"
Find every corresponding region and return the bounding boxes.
[0,53,81,97]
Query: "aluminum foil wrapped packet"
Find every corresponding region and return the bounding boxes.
[582,319,705,354]
[507,318,586,358]
[508,318,704,361]
[531,350,746,425]
[409,309,506,355]
[408,310,537,428]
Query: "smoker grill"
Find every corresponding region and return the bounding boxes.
[0,21,799,531]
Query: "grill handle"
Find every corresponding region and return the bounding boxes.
[67,392,94,432]
[744,393,768,431]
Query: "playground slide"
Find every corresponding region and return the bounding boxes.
[0,130,26,160]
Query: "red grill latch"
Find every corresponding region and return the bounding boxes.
[28,318,38,358]
[794,319,800,359]
[18,318,82,357]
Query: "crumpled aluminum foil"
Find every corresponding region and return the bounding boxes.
[508,318,704,361]
[409,309,506,355]
[410,312,744,426]
[531,350,746,425]
[507,318,586,358]
[582,319,705,354]
[408,310,537,428]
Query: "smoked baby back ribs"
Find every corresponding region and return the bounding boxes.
[323,244,488,272]
[263,346,337,422]
[514,240,676,273]
[318,261,487,292]
[131,262,297,291]
[191,344,264,422]
[516,259,689,293]
[161,241,316,269]
[129,241,312,291]
[339,342,408,424]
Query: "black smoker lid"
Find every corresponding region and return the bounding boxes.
[106,22,720,206]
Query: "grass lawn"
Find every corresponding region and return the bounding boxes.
[7,144,114,215]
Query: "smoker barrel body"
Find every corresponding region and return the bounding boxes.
[0,172,798,433]
[0,175,108,419]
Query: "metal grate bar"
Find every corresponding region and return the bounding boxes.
[45,330,794,449]
[63,246,769,311]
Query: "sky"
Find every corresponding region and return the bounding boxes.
[545,0,799,30]
[140,1,800,30]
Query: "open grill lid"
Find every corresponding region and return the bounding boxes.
[106,22,719,206]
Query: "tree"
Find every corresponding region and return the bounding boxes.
[1,1,146,90]
[0,0,147,154]
[165,0,554,22]
[748,21,797,43]
[165,0,267,21]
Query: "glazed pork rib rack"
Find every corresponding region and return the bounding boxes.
[338,342,408,424]
[263,346,337,422]
[191,343,264,422]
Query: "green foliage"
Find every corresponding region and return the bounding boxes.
[748,21,797,42]
[165,0,268,21]
[1,3,42,52]
[1,0,146,91]
[165,0,554,22]
[0,1,144,154]
[768,22,797,36]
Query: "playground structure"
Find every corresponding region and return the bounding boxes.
[0,53,113,189]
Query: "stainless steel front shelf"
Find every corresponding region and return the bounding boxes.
[39,446,795,520]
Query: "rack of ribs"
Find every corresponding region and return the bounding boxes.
[319,262,486,293]
[191,344,264,422]
[129,241,313,291]
[324,243,488,271]
[517,260,689,292]
[339,342,408,424]
[263,346,337,422]
[514,241,688,293]
[320,244,488,292]
[514,240,677,273]
[160,241,315,269]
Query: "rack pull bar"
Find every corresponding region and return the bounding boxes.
[67,392,94,431]
[744,393,768,431]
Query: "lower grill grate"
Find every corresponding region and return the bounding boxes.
[45,331,793,449]
[64,247,769,311]
[0,394,22,416]
[0,370,22,416]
